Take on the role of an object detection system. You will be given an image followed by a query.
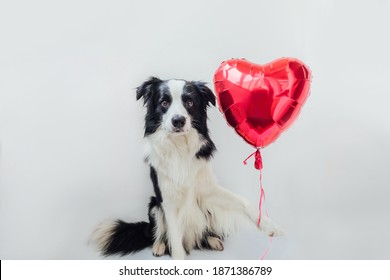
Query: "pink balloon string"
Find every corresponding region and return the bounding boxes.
[243,148,273,260]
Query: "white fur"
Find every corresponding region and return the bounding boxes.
[144,80,284,259]
[162,80,191,134]
[150,204,167,256]
[89,220,116,253]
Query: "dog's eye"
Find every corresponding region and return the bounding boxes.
[186,100,194,108]
[161,100,169,108]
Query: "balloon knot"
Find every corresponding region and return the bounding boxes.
[243,148,263,170]
[254,149,263,170]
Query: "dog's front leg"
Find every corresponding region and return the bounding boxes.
[162,202,186,260]
[209,185,258,221]
[210,185,285,237]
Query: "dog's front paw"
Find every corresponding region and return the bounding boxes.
[152,241,166,257]
[207,236,224,251]
[172,251,186,260]
[171,247,186,260]
[259,216,285,237]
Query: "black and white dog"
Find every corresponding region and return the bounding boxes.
[91,77,283,259]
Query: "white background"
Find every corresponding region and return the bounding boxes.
[0,0,389,259]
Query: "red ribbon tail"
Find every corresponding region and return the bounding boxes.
[243,148,272,260]
[243,151,256,166]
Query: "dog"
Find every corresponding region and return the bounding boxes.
[91,77,283,259]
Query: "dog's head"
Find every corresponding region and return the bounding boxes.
[136,77,216,137]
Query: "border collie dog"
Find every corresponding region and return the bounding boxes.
[91,77,283,259]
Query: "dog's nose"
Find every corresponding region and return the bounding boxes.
[172,115,186,129]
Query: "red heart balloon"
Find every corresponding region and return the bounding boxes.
[213,58,311,148]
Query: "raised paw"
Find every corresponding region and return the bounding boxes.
[259,216,285,237]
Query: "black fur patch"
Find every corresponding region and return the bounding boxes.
[150,166,163,204]
[102,220,154,256]
[195,140,216,160]
[136,77,166,136]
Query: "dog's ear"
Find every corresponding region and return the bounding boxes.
[193,81,216,107]
[136,77,162,104]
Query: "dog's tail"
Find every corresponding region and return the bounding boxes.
[90,219,154,256]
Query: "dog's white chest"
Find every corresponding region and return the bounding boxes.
[145,129,206,191]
